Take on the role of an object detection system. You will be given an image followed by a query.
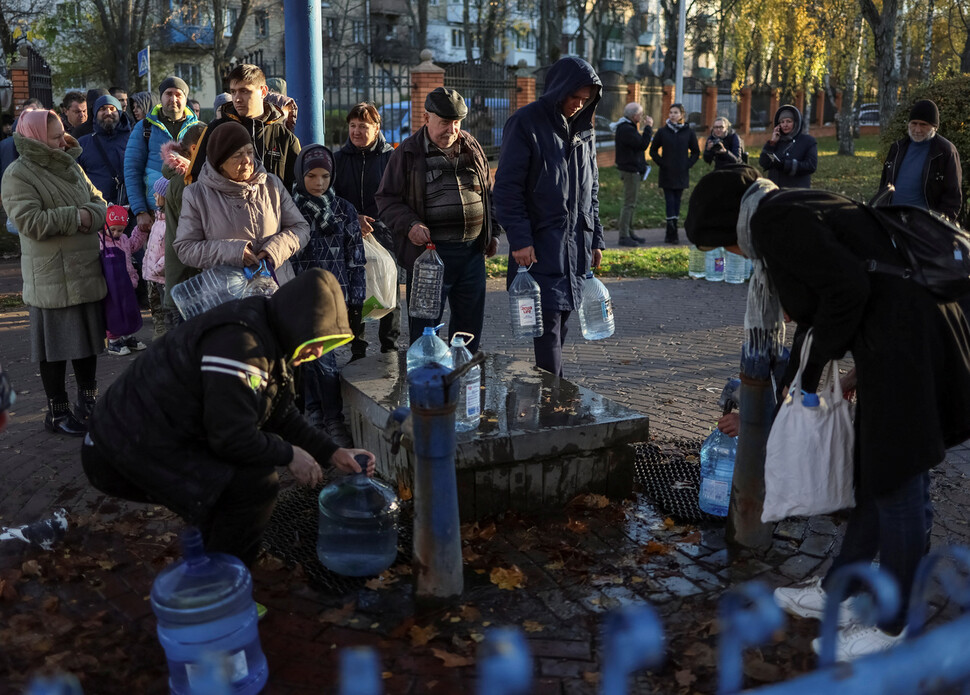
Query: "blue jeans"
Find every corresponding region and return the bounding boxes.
[824,471,932,631]
[662,188,684,219]
[406,240,486,353]
[302,352,343,428]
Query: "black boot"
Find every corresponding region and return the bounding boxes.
[665,219,679,244]
[74,383,98,424]
[45,395,87,436]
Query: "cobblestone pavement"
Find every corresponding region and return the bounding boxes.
[2,255,970,694]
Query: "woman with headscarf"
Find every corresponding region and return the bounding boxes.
[289,144,365,446]
[0,109,108,435]
[174,121,309,284]
[685,164,970,662]
[129,91,157,123]
[649,102,700,244]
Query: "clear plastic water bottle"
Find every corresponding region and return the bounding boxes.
[450,333,481,432]
[241,259,279,298]
[698,428,737,516]
[704,248,725,282]
[151,528,268,695]
[688,245,706,279]
[406,325,453,373]
[317,460,400,577]
[578,271,615,340]
[170,266,249,319]
[508,266,543,339]
[24,675,84,695]
[409,243,444,319]
[724,251,746,284]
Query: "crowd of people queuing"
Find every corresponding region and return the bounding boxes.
[1,55,968,665]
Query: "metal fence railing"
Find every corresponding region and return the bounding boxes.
[442,59,516,159]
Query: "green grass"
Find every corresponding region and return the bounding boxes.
[0,231,19,256]
[486,247,688,279]
[596,134,884,230]
[0,293,23,312]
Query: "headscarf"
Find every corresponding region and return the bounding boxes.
[17,110,55,143]
[130,92,157,121]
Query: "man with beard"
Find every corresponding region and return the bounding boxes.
[78,94,133,205]
[877,99,962,221]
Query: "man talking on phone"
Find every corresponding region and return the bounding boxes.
[758,104,817,188]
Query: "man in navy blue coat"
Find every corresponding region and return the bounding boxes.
[493,57,605,377]
[77,95,132,205]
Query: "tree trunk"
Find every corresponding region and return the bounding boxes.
[661,0,677,80]
[860,0,900,135]
[837,13,863,156]
[920,0,935,81]
[462,0,473,62]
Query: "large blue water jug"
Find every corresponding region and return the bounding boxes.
[150,528,267,695]
[698,429,737,516]
[317,463,401,577]
[405,325,453,374]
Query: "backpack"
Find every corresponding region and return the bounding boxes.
[862,203,970,302]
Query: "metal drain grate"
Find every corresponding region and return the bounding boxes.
[261,481,413,594]
[634,440,724,524]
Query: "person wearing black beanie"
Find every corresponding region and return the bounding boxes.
[876,98,962,221]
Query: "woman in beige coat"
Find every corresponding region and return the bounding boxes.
[175,121,308,285]
[1,109,107,436]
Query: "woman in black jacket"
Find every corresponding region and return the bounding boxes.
[758,104,817,188]
[649,103,700,243]
[332,102,399,357]
[703,117,744,169]
[686,165,970,662]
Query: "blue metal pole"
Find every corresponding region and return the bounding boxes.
[339,647,383,695]
[600,605,666,695]
[283,0,325,147]
[477,628,532,695]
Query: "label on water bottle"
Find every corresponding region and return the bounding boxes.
[465,381,481,417]
[517,298,537,326]
[185,649,249,686]
[700,478,730,506]
[714,257,724,273]
[601,298,613,321]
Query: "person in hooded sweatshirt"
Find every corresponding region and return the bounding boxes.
[189,64,301,190]
[758,104,817,188]
[493,56,605,378]
[82,268,376,566]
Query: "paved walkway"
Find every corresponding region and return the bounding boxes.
[1,254,969,694]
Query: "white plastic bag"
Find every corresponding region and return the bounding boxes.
[361,233,398,321]
[762,330,855,522]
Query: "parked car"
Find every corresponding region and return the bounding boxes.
[856,102,879,126]
[378,97,511,151]
[378,102,411,148]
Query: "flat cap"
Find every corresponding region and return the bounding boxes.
[425,87,468,120]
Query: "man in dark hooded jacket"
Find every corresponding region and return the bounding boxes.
[77,95,132,205]
[71,88,109,139]
[493,56,605,377]
[81,269,376,565]
[758,104,817,188]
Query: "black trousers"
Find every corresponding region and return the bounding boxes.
[81,437,279,566]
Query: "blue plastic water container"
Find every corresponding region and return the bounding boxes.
[150,528,268,694]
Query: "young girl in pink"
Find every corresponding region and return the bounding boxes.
[101,205,148,356]
[142,177,168,341]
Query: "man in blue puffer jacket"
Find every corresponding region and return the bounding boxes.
[123,76,199,235]
[494,56,606,377]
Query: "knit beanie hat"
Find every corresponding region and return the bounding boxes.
[153,176,170,197]
[425,87,468,120]
[158,76,190,98]
[685,165,764,249]
[302,146,332,175]
[909,99,939,127]
[206,121,252,170]
[213,93,231,111]
[106,205,129,227]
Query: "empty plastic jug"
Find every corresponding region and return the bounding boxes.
[241,259,278,298]
[409,243,445,319]
[450,333,481,432]
[150,528,268,695]
[406,325,453,374]
[171,266,249,319]
[724,251,746,284]
[508,266,543,338]
[688,245,706,279]
[699,428,737,516]
[578,271,615,340]
[704,248,725,282]
[317,459,401,577]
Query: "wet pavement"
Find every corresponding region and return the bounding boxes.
[2,251,970,694]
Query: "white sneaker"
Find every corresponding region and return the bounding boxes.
[773,577,858,626]
[811,624,907,662]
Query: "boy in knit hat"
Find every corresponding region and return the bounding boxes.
[101,205,148,355]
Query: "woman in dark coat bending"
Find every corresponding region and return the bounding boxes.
[686,165,970,662]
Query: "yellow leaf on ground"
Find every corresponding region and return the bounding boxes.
[318,601,356,624]
[21,560,41,577]
[566,518,589,534]
[568,493,611,509]
[397,481,413,501]
[410,624,439,647]
[459,605,482,622]
[490,565,526,590]
[364,571,400,591]
[431,648,475,667]
[544,560,565,571]
[462,546,482,562]
[643,540,671,556]
[522,620,544,632]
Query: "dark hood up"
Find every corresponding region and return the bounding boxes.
[540,56,602,133]
[773,104,804,137]
[293,143,334,198]
[267,268,352,361]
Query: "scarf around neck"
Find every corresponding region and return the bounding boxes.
[292,187,336,233]
[736,179,785,369]
[666,119,686,131]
